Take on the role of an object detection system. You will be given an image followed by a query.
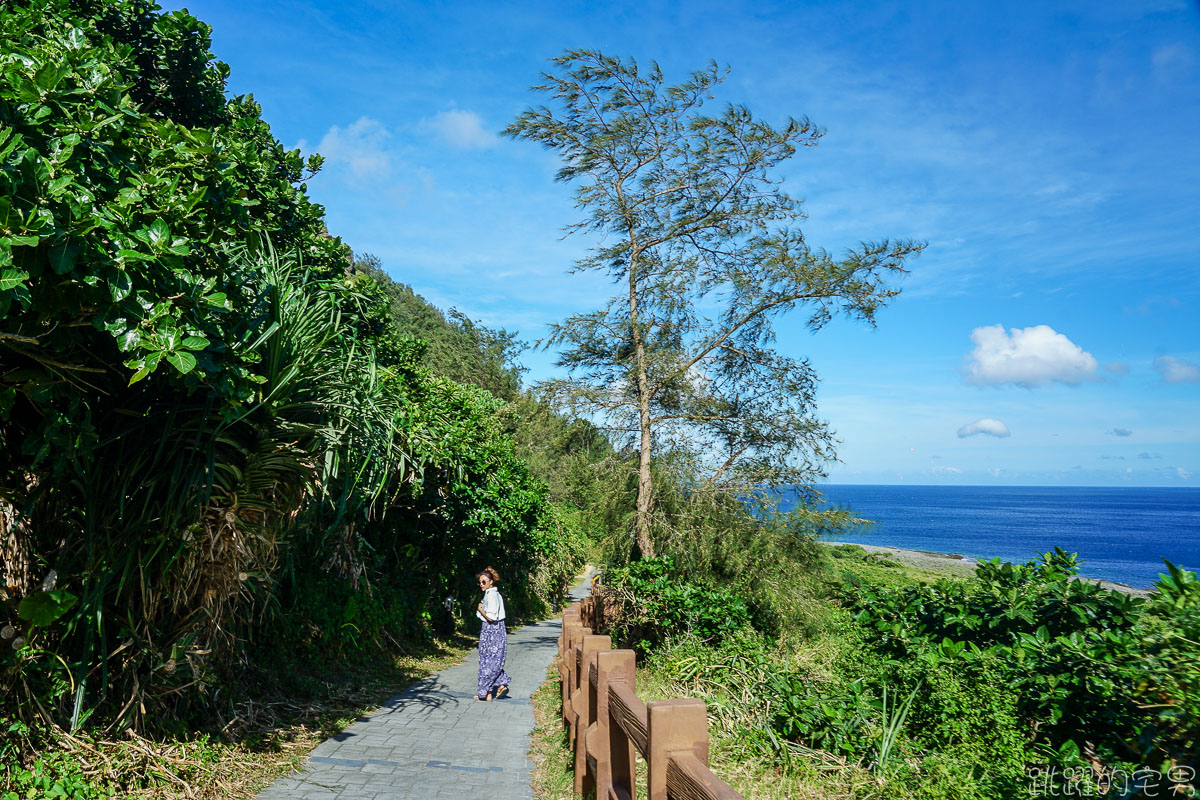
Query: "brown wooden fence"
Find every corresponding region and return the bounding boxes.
[557,596,745,800]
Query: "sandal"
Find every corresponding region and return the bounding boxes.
[495,685,509,699]
[475,694,492,701]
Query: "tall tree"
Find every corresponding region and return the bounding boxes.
[505,51,923,558]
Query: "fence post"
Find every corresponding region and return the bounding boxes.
[581,596,594,628]
[560,607,581,656]
[559,611,581,728]
[594,649,636,800]
[647,699,709,800]
[565,624,591,745]
[573,634,610,795]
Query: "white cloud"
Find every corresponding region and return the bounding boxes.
[931,465,962,474]
[1177,467,1193,480]
[1138,452,1162,460]
[1103,362,1130,377]
[425,110,498,150]
[1107,427,1133,437]
[957,418,1011,438]
[312,117,393,181]
[1153,355,1200,384]
[963,324,1098,388]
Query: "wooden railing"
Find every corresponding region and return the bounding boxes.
[558,596,744,800]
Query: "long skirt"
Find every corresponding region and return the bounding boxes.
[477,619,512,698]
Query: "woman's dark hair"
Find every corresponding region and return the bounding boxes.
[478,566,500,585]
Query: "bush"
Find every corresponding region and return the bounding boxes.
[597,556,752,653]
[841,549,1200,786]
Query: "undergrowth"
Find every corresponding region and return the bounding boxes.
[1,634,475,799]
[529,666,575,800]
[535,542,1199,800]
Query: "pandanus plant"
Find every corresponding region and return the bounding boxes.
[2,246,422,732]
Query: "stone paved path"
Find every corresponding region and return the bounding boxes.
[257,578,589,800]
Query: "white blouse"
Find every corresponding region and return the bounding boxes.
[477,586,506,622]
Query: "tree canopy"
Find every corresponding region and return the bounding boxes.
[505,50,924,558]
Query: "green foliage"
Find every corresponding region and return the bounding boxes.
[16,590,77,628]
[1,749,115,799]
[842,550,1200,784]
[600,556,752,652]
[0,0,344,455]
[767,672,878,760]
[353,253,525,401]
[611,536,1198,798]
[0,0,584,746]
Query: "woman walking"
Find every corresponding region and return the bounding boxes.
[475,567,511,701]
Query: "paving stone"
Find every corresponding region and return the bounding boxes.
[257,577,590,800]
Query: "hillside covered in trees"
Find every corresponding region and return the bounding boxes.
[0,1,600,792]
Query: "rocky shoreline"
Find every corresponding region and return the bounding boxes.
[823,541,1152,595]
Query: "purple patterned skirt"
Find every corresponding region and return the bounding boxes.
[477,619,512,698]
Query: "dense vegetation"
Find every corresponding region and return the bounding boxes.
[589,542,1199,799]
[3,4,1195,800]
[0,1,589,794]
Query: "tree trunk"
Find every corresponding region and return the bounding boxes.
[624,199,654,560]
[630,274,654,560]
[1,496,34,598]
[635,388,654,560]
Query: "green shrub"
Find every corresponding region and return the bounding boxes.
[841,549,1199,783]
[598,556,752,652]
[767,672,878,760]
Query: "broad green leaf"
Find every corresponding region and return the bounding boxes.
[181,336,209,350]
[127,363,151,385]
[3,235,39,248]
[164,350,197,374]
[48,175,74,195]
[0,269,29,291]
[147,218,169,249]
[17,590,78,627]
[22,147,50,183]
[115,328,140,351]
[48,239,82,274]
[34,62,69,91]
[16,76,41,103]
[116,249,153,263]
[65,27,87,50]
[109,270,132,302]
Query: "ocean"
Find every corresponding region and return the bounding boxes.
[787,485,1200,590]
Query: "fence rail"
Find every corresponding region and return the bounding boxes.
[557,596,745,800]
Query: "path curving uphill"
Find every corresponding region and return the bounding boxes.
[257,578,590,800]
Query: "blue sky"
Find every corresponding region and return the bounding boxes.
[169,0,1199,486]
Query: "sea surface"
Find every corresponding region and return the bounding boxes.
[784,485,1200,590]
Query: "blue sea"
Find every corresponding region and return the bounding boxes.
[785,485,1200,590]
